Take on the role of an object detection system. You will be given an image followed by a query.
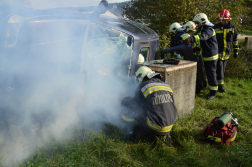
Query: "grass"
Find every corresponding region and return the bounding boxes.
[240,29,252,35]
[11,77,251,167]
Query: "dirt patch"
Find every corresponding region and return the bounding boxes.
[237,34,252,39]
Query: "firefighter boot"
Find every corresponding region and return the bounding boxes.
[218,85,226,93]
[209,90,217,100]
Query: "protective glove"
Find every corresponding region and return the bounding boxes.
[183,38,190,45]
[234,50,238,58]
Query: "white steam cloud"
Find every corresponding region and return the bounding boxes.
[0,1,136,165]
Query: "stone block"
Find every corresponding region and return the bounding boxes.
[140,60,197,118]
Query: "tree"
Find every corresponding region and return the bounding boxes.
[122,0,249,43]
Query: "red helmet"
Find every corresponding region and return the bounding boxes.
[219,9,231,21]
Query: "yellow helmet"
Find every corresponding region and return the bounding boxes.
[184,21,196,32]
[169,22,182,34]
[135,66,161,83]
[138,53,145,64]
[193,13,210,26]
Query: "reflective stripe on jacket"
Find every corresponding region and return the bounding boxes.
[213,22,239,60]
[134,78,177,135]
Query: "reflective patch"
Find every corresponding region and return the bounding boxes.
[152,93,173,105]
[143,86,173,98]
[121,114,135,123]
[227,131,237,142]
[147,117,173,133]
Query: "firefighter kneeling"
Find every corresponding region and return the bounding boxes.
[121,66,177,144]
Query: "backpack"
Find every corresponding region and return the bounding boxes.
[201,116,238,146]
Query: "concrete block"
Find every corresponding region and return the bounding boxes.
[141,60,197,119]
[245,37,252,49]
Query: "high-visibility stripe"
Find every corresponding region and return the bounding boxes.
[141,83,171,93]
[207,135,221,142]
[143,86,173,98]
[218,81,224,85]
[121,114,135,123]
[227,131,237,142]
[212,30,216,36]
[194,35,200,42]
[181,34,190,40]
[215,30,223,33]
[203,54,218,61]
[210,86,218,91]
[147,117,173,133]
[223,29,227,57]
[224,55,230,60]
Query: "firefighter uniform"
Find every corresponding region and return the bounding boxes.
[121,77,177,137]
[213,22,239,91]
[186,25,219,97]
[170,31,190,59]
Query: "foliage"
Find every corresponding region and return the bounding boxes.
[11,76,252,167]
[122,0,249,41]
[225,38,252,78]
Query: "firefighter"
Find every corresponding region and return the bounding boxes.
[121,66,177,143]
[213,9,239,92]
[168,22,190,60]
[183,13,219,99]
[183,21,197,34]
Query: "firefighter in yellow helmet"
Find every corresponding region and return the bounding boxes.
[121,66,177,142]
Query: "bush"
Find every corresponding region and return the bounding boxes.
[225,39,252,79]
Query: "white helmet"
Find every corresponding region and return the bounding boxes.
[184,21,196,32]
[135,66,161,83]
[169,22,182,34]
[138,53,145,64]
[193,13,210,26]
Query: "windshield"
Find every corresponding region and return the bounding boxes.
[83,22,133,78]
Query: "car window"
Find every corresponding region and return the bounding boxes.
[84,22,133,77]
[140,47,149,61]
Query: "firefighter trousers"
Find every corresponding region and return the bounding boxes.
[217,59,228,87]
[120,97,170,140]
[204,60,218,92]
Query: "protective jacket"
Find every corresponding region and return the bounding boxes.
[133,77,177,135]
[170,31,190,59]
[213,22,239,60]
[188,25,218,61]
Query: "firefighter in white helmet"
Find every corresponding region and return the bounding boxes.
[183,13,219,100]
[138,53,145,64]
[165,22,190,60]
[213,9,239,93]
[121,66,177,143]
[183,21,196,34]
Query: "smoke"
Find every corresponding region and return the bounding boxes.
[0,1,136,166]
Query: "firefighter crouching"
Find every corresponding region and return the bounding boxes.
[121,66,177,143]
[183,13,219,100]
[213,9,239,93]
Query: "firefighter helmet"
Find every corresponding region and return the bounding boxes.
[184,21,196,32]
[219,9,231,21]
[193,13,210,26]
[169,22,182,34]
[135,66,161,83]
[138,53,145,64]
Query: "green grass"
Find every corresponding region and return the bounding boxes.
[240,29,252,35]
[13,77,252,167]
